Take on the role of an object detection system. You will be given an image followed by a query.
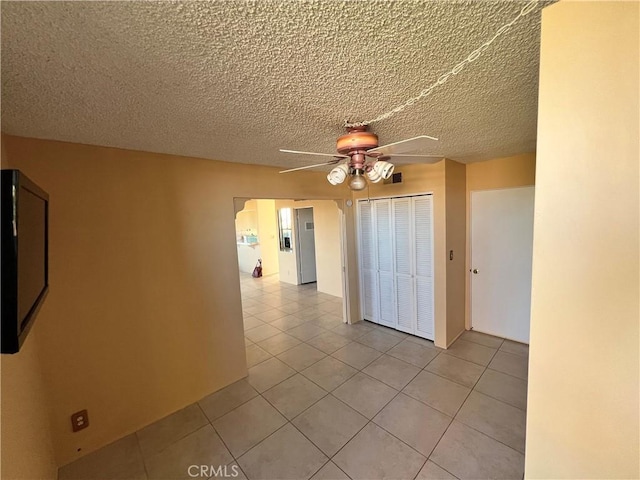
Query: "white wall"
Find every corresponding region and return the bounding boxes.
[526,2,639,478]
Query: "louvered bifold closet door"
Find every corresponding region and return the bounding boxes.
[414,195,435,340]
[393,198,414,333]
[375,199,396,328]
[358,200,378,323]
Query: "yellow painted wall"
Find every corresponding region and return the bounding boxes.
[255,199,279,277]
[0,333,58,479]
[526,2,639,478]
[465,152,536,329]
[234,199,258,236]
[352,162,448,347]
[444,159,467,345]
[466,153,536,192]
[0,139,58,479]
[1,134,349,468]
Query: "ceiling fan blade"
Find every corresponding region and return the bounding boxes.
[280,149,348,158]
[279,159,342,173]
[368,135,438,155]
[384,153,443,157]
[385,155,444,165]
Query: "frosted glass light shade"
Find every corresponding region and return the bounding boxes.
[349,171,367,191]
[327,164,349,185]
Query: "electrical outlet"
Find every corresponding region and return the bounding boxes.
[71,410,89,432]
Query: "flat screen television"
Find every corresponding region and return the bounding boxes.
[1,169,49,354]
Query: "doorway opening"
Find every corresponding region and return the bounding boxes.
[234,198,349,340]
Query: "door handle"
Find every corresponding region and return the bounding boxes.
[472,269,479,274]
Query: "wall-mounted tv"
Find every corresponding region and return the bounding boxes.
[1,169,49,354]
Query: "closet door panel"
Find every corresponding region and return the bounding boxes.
[396,275,414,333]
[414,196,434,278]
[393,198,414,332]
[358,201,378,323]
[375,200,396,327]
[415,276,434,339]
[413,196,435,339]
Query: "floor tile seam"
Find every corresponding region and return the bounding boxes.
[244,330,282,343]
[486,365,528,382]
[456,331,505,350]
[361,359,424,391]
[249,366,299,396]
[385,349,433,369]
[328,348,382,372]
[232,421,296,464]
[245,351,275,369]
[306,328,357,343]
[498,346,529,358]
[350,337,395,354]
[327,387,422,469]
[274,350,329,374]
[399,385,468,419]
[256,337,305,357]
[297,364,358,393]
[447,415,526,456]
[323,417,377,467]
[262,390,332,426]
[440,347,497,368]
[138,418,215,465]
[132,428,152,479]
[192,407,240,467]
[426,458,461,480]
[370,399,455,461]
[419,363,486,390]
[470,387,528,413]
[442,361,489,419]
[366,416,431,463]
[288,326,334,343]
[199,389,262,427]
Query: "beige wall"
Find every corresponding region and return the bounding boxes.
[0,333,58,479]
[274,199,343,298]
[256,200,279,277]
[444,159,467,345]
[465,152,536,329]
[0,139,58,479]
[1,135,349,468]
[352,162,449,347]
[526,2,639,478]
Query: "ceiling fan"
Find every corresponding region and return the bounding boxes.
[278,126,443,190]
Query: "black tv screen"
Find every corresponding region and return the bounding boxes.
[1,169,49,354]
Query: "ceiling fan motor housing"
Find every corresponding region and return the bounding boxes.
[336,126,379,155]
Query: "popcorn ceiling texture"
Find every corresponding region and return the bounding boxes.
[1,1,551,168]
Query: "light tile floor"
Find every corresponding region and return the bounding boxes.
[59,274,529,480]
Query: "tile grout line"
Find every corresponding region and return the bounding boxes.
[240,278,526,479]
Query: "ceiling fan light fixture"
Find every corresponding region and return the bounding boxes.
[327,163,349,185]
[348,170,367,191]
[366,166,383,183]
[373,160,395,180]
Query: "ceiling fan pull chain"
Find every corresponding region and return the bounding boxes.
[344,0,541,129]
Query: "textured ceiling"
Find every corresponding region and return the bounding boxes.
[1,1,552,168]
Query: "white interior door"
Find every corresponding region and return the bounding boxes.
[471,187,535,343]
[295,207,317,284]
